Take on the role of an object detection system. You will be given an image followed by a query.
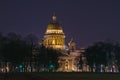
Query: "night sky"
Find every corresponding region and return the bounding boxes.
[0,0,120,48]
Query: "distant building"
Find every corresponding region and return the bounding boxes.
[41,14,87,72]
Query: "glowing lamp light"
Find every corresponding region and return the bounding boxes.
[49,64,54,69]
[19,64,23,68]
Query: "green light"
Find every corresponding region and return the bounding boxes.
[19,64,23,68]
[49,64,54,69]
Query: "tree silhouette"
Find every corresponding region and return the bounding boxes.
[86,41,120,71]
[38,45,60,71]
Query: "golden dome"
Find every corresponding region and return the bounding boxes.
[43,14,65,50]
[47,22,62,30]
[46,15,62,30]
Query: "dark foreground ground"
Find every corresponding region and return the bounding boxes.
[0,72,120,80]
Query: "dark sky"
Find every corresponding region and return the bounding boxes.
[0,0,120,48]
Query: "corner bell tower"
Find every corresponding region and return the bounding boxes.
[43,14,65,50]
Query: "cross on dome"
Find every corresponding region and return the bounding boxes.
[52,13,57,22]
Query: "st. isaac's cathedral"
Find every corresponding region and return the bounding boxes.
[41,14,88,72]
